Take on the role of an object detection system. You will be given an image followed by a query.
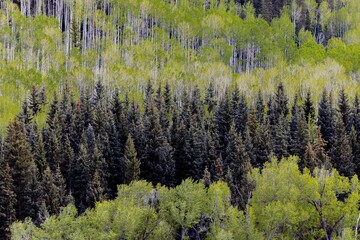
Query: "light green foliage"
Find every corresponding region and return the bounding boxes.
[0,0,359,132]
[11,163,360,239]
[249,156,360,239]
[158,179,207,232]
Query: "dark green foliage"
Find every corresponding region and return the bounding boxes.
[317,90,335,150]
[3,82,360,228]
[124,134,141,184]
[225,123,252,209]
[303,90,315,123]
[329,116,354,177]
[0,163,16,240]
[4,119,39,220]
[289,97,309,159]
[337,89,353,134]
[235,93,248,136]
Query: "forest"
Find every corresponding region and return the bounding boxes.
[0,0,360,239]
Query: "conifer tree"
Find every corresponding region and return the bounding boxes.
[225,123,252,209]
[73,135,91,212]
[329,116,354,177]
[205,82,217,113]
[273,114,289,159]
[202,166,211,188]
[214,92,233,156]
[42,166,59,215]
[302,143,317,172]
[4,119,38,220]
[317,90,335,150]
[53,166,66,213]
[337,89,352,134]
[124,134,140,184]
[235,93,248,136]
[313,128,331,170]
[34,132,46,180]
[86,170,104,208]
[0,163,16,240]
[303,89,315,123]
[142,99,174,186]
[289,99,309,159]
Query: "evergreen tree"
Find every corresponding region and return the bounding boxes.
[317,90,335,150]
[313,128,332,170]
[42,166,59,215]
[124,134,141,184]
[142,99,174,186]
[225,123,252,209]
[205,82,217,113]
[0,163,16,240]
[214,92,233,157]
[302,143,317,172]
[234,93,248,136]
[73,135,91,213]
[289,98,309,159]
[337,89,352,134]
[303,89,315,123]
[53,166,66,213]
[329,116,354,177]
[273,114,289,159]
[4,119,38,220]
[86,170,104,208]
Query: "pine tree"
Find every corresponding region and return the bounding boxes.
[234,93,248,136]
[4,119,38,220]
[303,89,315,123]
[0,163,16,240]
[73,135,91,212]
[329,116,354,177]
[142,99,174,186]
[202,166,211,188]
[261,0,273,22]
[34,132,46,180]
[86,170,104,208]
[337,89,352,134]
[53,166,66,213]
[317,90,335,150]
[124,134,140,184]
[225,123,252,209]
[42,165,59,215]
[289,98,309,159]
[302,143,317,172]
[205,82,217,113]
[313,128,331,170]
[273,114,289,159]
[214,92,233,157]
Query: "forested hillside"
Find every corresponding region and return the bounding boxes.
[0,0,359,129]
[1,0,360,239]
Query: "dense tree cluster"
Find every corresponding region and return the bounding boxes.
[0,0,359,128]
[1,82,360,238]
[10,157,360,239]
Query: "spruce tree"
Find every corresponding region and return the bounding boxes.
[303,89,315,123]
[205,82,217,113]
[124,134,141,184]
[225,123,252,209]
[42,166,59,215]
[86,170,104,208]
[234,93,248,136]
[337,89,352,134]
[329,116,354,177]
[289,99,309,159]
[0,163,16,240]
[4,119,38,220]
[317,90,335,150]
